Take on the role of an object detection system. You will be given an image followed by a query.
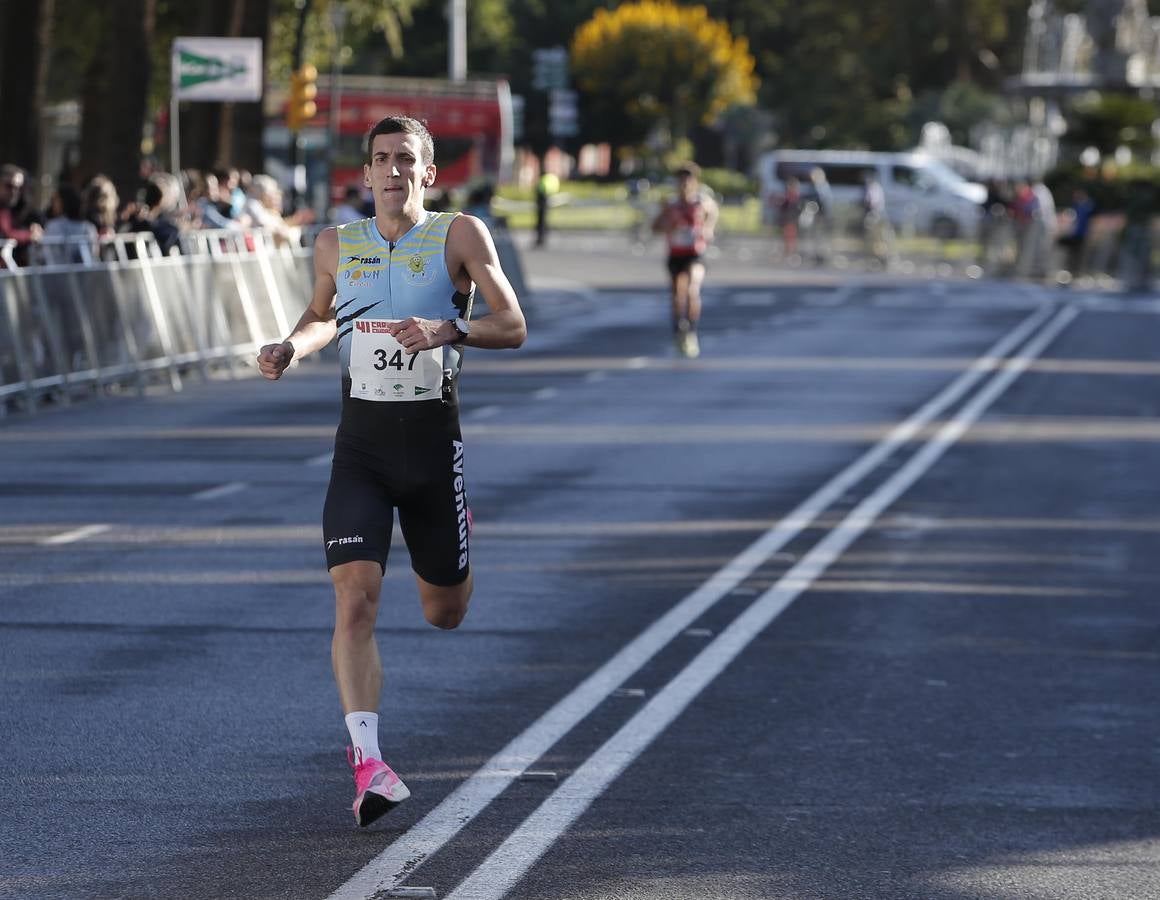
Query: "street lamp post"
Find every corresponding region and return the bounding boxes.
[448,0,466,81]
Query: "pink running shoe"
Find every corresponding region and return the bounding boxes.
[347,747,411,827]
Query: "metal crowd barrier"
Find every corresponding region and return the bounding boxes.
[0,228,312,414]
[1,218,530,415]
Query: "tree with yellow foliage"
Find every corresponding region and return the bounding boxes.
[571,0,758,151]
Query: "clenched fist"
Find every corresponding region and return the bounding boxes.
[257,341,295,380]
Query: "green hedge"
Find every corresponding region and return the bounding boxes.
[698,168,757,200]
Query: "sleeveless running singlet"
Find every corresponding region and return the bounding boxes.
[322,212,474,584]
[665,196,707,258]
[335,211,473,392]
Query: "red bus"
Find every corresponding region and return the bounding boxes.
[266,75,514,210]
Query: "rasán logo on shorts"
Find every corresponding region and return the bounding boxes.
[326,535,365,550]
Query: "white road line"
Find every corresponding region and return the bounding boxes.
[39,524,111,545]
[306,451,334,467]
[191,481,248,501]
[325,301,1060,900]
[467,405,502,420]
[445,303,1081,900]
[731,291,773,306]
[532,387,558,400]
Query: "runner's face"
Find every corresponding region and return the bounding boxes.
[0,174,22,209]
[364,133,435,215]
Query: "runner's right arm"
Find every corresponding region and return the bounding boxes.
[257,227,339,380]
[651,200,671,235]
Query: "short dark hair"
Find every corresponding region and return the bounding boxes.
[675,161,700,179]
[365,116,435,166]
[56,183,84,220]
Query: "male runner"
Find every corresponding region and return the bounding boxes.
[651,162,718,358]
[257,116,526,827]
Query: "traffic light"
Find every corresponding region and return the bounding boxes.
[287,64,318,131]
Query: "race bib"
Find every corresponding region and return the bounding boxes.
[348,319,444,402]
[671,226,696,249]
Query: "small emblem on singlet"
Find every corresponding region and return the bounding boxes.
[405,252,435,285]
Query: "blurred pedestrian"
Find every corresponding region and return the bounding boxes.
[82,175,120,240]
[534,170,559,247]
[1030,178,1057,278]
[43,182,99,263]
[211,167,248,220]
[860,170,893,265]
[807,167,833,263]
[332,185,366,225]
[120,172,185,256]
[651,161,719,358]
[244,174,312,247]
[976,179,1010,272]
[774,176,804,260]
[189,171,239,230]
[1056,186,1096,279]
[1117,178,1155,292]
[0,164,44,267]
[1011,179,1039,276]
[627,176,652,245]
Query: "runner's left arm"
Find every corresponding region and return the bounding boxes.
[391,214,527,353]
[703,194,720,243]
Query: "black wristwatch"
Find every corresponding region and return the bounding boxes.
[449,317,470,344]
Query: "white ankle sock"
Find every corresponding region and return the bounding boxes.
[345,711,382,762]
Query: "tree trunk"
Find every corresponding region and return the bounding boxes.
[0,0,54,174]
[78,0,155,200]
[181,0,232,172]
[231,0,271,173]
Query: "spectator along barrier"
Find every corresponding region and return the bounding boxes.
[0,229,312,414]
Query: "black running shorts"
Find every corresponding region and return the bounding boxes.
[322,385,470,586]
[666,254,704,277]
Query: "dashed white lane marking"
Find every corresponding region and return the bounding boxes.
[731,291,773,306]
[532,387,558,400]
[325,301,1062,900]
[584,371,607,383]
[445,303,1081,900]
[306,451,334,467]
[802,286,855,307]
[467,405,502,420]
[39,524,111,545]
[191,481,248,501]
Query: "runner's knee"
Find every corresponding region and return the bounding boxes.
[424,602,467,630]
[419,579,471,629]
[331,566,381,637]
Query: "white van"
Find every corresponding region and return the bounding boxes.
[756,149,987,240]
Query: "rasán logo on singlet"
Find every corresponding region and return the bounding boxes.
[347,256,381,265]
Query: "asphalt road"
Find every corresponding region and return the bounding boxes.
[2,236,1158,900]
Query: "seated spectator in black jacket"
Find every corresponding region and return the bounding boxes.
[0,164,44,267]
